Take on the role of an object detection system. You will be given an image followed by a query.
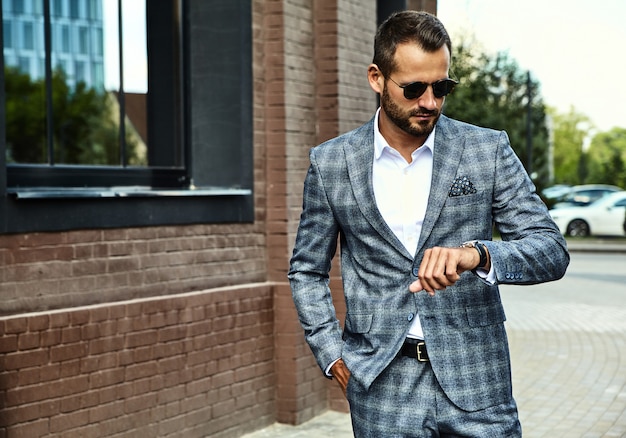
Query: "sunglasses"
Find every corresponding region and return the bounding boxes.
[388,77,458,99]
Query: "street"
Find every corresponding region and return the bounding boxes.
[502,251,626,437]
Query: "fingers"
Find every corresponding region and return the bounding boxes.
[414,247,464,295]
[409,279,422,293]
[330,359,351,397]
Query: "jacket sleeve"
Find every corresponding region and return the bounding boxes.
[486,131,570,284]
[288,148,343,373]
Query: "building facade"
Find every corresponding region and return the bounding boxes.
[0,0,436,436]
[3,0,105,89]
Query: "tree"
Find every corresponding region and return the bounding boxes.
[4,66,143,166]
[443,38,551,189]
[585,128,626,188]
[547,106,591,185]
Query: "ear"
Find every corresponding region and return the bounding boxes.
[367,64,384,95]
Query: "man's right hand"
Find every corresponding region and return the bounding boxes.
[330,358,351,397]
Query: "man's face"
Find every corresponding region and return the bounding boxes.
[380,43,451,139]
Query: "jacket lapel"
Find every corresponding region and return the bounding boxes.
[415,116,464,257]
[344,118,412,259]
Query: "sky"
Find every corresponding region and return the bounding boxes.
[103,0,147,93]
[102,0,626,132]
[437,0,626,133]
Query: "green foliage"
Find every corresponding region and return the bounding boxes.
[4,66,144,166]
[443,39,551,189]
[585,128,626,188]
[547,106,590,185]
[4,67,47,163]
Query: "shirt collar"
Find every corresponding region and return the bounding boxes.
[373,108,436,160]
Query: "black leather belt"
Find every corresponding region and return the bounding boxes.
[401,338,429,362]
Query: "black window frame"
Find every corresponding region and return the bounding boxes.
[0,0,254,233]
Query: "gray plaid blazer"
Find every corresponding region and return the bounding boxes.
[288,115,569,411]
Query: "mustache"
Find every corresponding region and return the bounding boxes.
[410,109,438,117]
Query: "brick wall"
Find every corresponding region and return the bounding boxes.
[0,285,274,438]
[0,226,266,317]
[270,0,378,425]
[0,0,436,436]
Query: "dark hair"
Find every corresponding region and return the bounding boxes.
[373,11,452,78]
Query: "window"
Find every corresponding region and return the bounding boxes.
[1,0,253,232]
[3,19,11,48]
[22,21,33,49]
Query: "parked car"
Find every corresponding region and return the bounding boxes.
[549,191,626,237]
[541,184,571,200]
[550,184,623,209]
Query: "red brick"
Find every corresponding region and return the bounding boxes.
[80,354,116,373]
[89,368,125,389]
[125,392,157,414]
[17,332,40,350]
[88,336,124,354]
[28,315,50,331]
[5,418,49,437]
[125,362,158,381]
[4,350,48,370]
[50,313,70,328]
[60,327,81,343]
[49,410,90,433]
[0,335,17,353]
[47,375,89,398]
[50,343,88,362]
[41,328,62,347]
[0,404,41,426]
[125,330,157,348]
[4,318,27,334]
[4,383,51,406]
[88,400,125,423]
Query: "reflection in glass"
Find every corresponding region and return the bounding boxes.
[3,0,147,167]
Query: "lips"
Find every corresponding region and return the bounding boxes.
[412,111,436,118]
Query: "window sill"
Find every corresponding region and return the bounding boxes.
[8,186,252,200]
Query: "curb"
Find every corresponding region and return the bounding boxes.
[565,240,626,254]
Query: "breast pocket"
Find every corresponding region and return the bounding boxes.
[444,192,486,208]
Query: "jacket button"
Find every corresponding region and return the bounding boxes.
[412,267,419,276]
[407,313,414,321]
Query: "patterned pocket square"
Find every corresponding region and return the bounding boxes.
[449,176,477,197]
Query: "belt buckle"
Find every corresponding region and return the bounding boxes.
[416,341,428,362]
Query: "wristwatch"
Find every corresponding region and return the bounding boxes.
[460,240,488,269]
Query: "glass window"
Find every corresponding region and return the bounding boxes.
[70,0,80,19]
[52,0,63,17]
[22,21,34,49]
[3,20,11,48]
[13,0,24,14]
[1,0,254,232]
[61,24,70,52]
[74,59,85,83]
[4,0,151,167]
[18,55,31,73]
[77,26,88,54]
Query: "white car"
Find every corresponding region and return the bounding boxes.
[549,191,626,237]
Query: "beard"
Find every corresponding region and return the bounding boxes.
[380,86,441,138]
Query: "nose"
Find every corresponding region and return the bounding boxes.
[416,86,438,110]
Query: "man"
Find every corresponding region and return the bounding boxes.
[288,10,569,437]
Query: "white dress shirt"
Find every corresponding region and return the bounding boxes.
[372,109,433,339]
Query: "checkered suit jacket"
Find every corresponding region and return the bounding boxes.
[288,115,569,411]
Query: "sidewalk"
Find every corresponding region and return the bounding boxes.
[243,242,626,438]
[565,237,626,253]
